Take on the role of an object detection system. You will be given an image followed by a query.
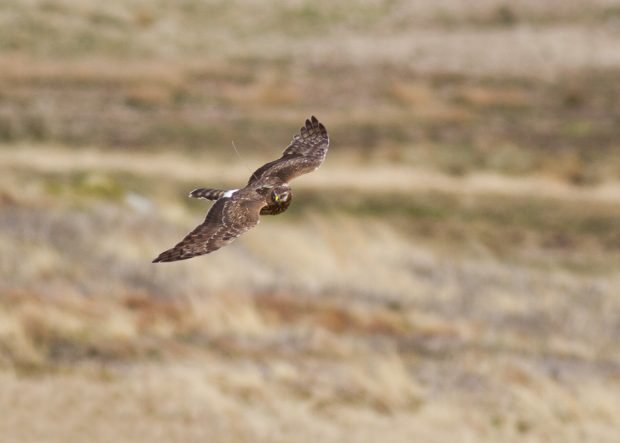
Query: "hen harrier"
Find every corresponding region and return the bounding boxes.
[153,116,329,263]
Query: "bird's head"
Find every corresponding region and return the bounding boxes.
[271,186,292,205]
[256,183,292,206]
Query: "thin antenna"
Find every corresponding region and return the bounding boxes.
[231,140,242,160]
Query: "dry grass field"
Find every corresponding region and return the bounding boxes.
[1,1,620,442]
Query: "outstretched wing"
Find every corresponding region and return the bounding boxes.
[248,116,329,184]
[153,193,265,263]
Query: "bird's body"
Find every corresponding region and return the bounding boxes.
[153,116,328,263]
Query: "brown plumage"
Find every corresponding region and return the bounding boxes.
[188,188,226,200]
[190,186,293,215]
[153,116,329,263]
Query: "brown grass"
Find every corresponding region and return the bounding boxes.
[2,279,620,442]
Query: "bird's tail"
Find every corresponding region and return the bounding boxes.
[188,188,226,200]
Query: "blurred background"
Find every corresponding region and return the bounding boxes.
[1,1,620,442]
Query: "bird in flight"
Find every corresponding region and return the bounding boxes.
[153,116,329,263]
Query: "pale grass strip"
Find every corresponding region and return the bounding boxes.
[3,145,620,203]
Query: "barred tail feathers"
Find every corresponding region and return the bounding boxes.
[188,188,226,200]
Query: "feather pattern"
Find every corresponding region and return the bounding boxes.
[188,188,226,200]
[153,116,328,262]
[248,116,329,184]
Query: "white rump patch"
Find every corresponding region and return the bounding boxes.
[223,189,239,198]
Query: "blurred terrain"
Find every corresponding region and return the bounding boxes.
[1,1,620,442]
